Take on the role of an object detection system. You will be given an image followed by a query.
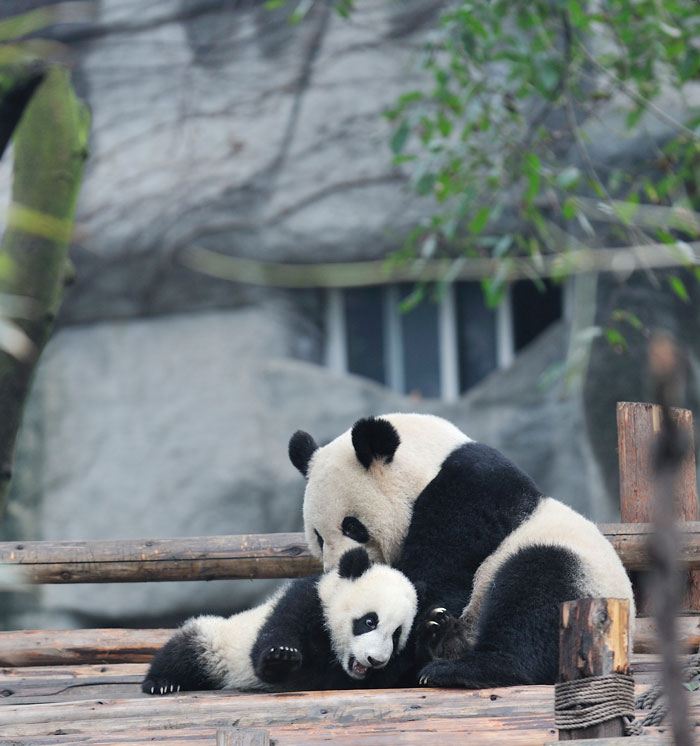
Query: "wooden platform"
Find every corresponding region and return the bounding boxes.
[0,653,679,746]
[0,640,695,746]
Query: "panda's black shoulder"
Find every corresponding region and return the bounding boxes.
[439,441,542,504]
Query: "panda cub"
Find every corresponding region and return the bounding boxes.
[142,547,417,694]
[289,412,634,688]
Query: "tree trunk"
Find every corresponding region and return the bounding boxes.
[0,65,89,517]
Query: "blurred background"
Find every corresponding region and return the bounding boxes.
[0,0,698,631]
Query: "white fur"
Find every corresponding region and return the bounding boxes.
[318,563,417,679]
[304,412,470,569]
[189,586,287,691]
[460,498,636,643]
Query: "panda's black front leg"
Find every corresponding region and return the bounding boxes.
[415,604,472,666]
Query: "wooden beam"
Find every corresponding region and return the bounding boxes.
[0,533,322,584]
[2,525,700,585]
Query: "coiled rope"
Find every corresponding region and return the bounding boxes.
[555,673,644,736]
[636,653,700,727]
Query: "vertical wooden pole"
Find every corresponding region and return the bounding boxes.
[558,598,631,741]
[617,401,700,610]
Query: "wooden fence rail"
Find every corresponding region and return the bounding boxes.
[1,523,700,585]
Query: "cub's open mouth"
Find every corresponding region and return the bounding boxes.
[348,657,368,678]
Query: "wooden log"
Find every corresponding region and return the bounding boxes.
[216,729,269,746]
[0,533,322,584]
[617,401,700,610]
[557,598,631,740]
[0,628,173,667]
[2,525,700,586]
[599,522,700,571]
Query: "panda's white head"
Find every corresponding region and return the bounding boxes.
[289,413,469,570]
[318,547,417,680]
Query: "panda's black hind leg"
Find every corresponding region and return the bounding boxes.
[255,645,303,683]
[141,625,221,695]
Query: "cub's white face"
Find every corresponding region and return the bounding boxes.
[318,561,417,680]
[298,413,469,570]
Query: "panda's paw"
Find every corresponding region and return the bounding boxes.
[418,660,469,688]
[141,676,182,696]
[256,645,303,683]
[416,606,458,660]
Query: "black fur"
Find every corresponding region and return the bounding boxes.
[338,546,370,580]
[418,545,584,687]
[352,612,378,636]
[341,516,370,543]
[397,442,542,614]
[288,430,318,477]
[351,417,400,469]
[142,626,222,694]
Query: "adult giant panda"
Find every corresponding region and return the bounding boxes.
[142,547,418,694]
[289,413,634,688]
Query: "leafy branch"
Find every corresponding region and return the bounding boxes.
[385,0,700,306]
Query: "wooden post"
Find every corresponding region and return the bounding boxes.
[216,728,270,746]
[617,401,700,610]
[558,598,631,741]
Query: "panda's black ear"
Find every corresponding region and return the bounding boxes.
[338,548,370,580]
[288,430,318,477]
[351,417,400,470]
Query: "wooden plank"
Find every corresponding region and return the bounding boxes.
[557,599,630,740]
[0,533,321,584]
[617,401,700,611]
[2,525,700,586]
[1,615,698,668]
[546,738,672,746]
[0,724,686,746]
[0,685,557,736]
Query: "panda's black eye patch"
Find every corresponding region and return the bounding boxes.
[314,529,324,550]
[341,516,369,544]
[392,625,402,653]
[353,612,378,636]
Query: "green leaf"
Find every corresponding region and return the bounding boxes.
[611,309,643,331]
[437,111,453,137]
[399,284,425,312]
[562,198,578,220]
[604,328,628,350]
[390,120,410,155]
[415,171,436,196]
[669,274,691,303]
[684,681,700,692]
[469,206,491,235]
